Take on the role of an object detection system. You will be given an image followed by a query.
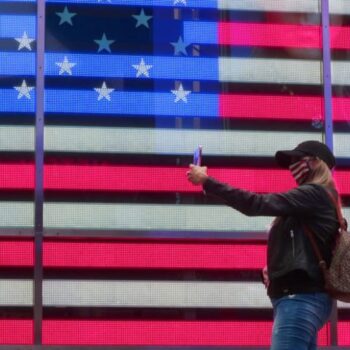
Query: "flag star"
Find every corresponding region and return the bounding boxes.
[56,56,76,75]
[94,82,114,101]
[132,58,153,78]
[171,83,191,103]
[170,36,189,55]
[56,6,77,26]
[174,0,187,5]
[94,33,115,53]
[132,8,152,28]
[14,80,34,99]
[15,31,35,51]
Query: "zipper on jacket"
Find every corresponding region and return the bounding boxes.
[290,230,295,258]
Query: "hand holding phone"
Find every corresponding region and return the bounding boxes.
[193,145,202,166]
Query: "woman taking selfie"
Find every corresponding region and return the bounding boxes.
[187,140,339,350]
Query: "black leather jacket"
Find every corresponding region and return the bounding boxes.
[203,177,339,298]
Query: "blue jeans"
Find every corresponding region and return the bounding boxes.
[270,293,332,350]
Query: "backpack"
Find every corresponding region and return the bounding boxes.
[304,189,350,303]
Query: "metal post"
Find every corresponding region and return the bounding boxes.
[34,0,46,346]
[321,0,338,346]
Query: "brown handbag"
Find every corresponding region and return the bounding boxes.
[304,190,350,303]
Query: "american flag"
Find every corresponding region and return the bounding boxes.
[0,0,350,346]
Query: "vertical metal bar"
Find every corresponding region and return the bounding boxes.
[321,0,334,149]
[34,0,45,346]
[321,0,338,346]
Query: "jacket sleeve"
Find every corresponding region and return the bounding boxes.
[203,177,325,217]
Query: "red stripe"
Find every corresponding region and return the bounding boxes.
[339,322,350,346]
[0,320,33,344]
[42,320,330,345]
[221,94,350,122]
[220,94,324,120]
[331,26,350,49]
[0,164,295,193]
[43,165,295,192]
[43,241,266,269]
[219,23,350,50]
[0,164,34,189]
[3,164,350,195]
[0,240,33,266]
[219,22,322,48]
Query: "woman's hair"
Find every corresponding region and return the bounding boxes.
[307,158,335,188]
[307,158,343,211]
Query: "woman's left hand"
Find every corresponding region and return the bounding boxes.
[186,164,208,185]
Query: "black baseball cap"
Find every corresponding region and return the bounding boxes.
[275,140,336,169]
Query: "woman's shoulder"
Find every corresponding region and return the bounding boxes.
[299,183,339,206]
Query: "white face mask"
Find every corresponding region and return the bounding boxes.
[289,159,311,185]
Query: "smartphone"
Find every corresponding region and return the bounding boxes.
[193,145,202,166]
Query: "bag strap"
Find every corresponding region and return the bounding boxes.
[303,187,343,271]
[303,225,327,271]
[324,188,346,232]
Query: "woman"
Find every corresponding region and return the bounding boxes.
[187,140,339,350]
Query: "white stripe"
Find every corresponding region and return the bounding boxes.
[0,126,34,151]
[45,127,321,157]
[218,0,321,13]
[332,61,350,86]
[43,202,272,232]
[1,203,350,233]
[221,59,350,86]
[0,280,32,306]
[0,202,33,228]
[220,58,324,85]
[334,134,350,159]
[219,0,350,15]
[329,0,350,15]
[43,280,269,308]
[0,125,322,157]
[41,204,350,233]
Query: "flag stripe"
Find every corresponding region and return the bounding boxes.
[221,94,350,121]
[221,94,323,120]
[0,202,33,228]
[4,162,350,196]
[5,90,350,120]
[43,241,266,269]
[339,323,350,345]
[218,0,350,15]
[218,22,350,50]
[219,57,322,84]
[219,22,323,49]
[41,320,330,346]
[45,0,218,8]
[0,126,325,156]
[0,15,36,37]
[0,53,35,75]
[219,23,350,50]
[0,89,218,116]
[43,280,269,308]
[45,53,219,80]
[0,320,32,345]
[41,203,272,232]
[43,128,323,156]
[0,202,346,233]
[45,90,218,116]
[0,240,33,266]
[3,163,350,195]
[0,280,32,306]
[11,53,350,86]
[1,278,350,310]
[2,165,294,192]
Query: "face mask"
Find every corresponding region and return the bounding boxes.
[289,159,311,185]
